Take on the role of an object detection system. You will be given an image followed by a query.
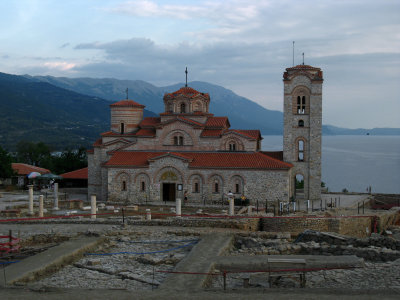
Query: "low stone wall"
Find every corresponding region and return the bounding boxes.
[130,217,260,231]
[261,209,400,238]
[261,216,372,238]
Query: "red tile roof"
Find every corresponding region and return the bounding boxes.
[164,87,210,99]
[286,64,321,71]
[11,163,51,176]
[227,129,261,140]
[135,128,156,137]
[105,151,292,170]
[176,116,204,127]
[200,129,224,137]
[205,117,230,128]
[110,100,145,108]
[93,138,103,147]
[139,117,161,127]
[100,131,136,137]
[261,151,284,161]
[60,167,88,179]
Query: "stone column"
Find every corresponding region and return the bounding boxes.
[53,182,59,210]
[146,208,151,220]
[247,205,252,216]
[229,198,234,216]
[39,195,44,217]
[28,185,34,215]
[176,198,182,217]
[91,195,97,220]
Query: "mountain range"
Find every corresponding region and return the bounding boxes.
[0,71,398,151]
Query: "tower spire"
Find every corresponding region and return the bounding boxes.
[302,53,305,65]
[292,41,295,67]
[185,67,188,87]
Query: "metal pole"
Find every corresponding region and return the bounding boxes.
[363,201,365,214]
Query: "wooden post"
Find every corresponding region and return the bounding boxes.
[9,229,12,253]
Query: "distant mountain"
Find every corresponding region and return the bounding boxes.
[322,125,400,136]
[1,72,397,152]
[27,76,284,134]
[0,72,155,150]
[30,75,400,137]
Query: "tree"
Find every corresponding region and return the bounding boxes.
[16,141,51,166]
[0,145,14,178]
[52,147,87,175]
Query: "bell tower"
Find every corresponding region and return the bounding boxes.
[283,64,323,201]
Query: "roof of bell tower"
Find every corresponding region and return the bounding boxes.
[110,99,145,108]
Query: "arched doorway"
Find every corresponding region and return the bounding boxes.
[156,168,183,202]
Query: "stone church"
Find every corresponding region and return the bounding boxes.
[88,65,323,204]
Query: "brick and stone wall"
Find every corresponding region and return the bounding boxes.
[107,155,291,204]
[283,67,322,201]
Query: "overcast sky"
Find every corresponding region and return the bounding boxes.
[0,0,399,129]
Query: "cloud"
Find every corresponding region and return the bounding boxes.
[60,43,70,49]
[43,61,77,71]
[106,0,263,21]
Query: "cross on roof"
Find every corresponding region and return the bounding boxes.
[185,67,188,87]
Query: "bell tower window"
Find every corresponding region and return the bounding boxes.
[298,120,304,127]
[120,123,125,134]
[298,139,305,161]
[297,96,306,114]
[229,143,236,151]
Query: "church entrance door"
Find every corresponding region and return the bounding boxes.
[163,183,176,202]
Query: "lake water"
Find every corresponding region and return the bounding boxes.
[262,135,400,194]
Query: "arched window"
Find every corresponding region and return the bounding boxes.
[193,181,199,193]
[180,103,186,113]
[229,143,236,151]
[298,120,304,127]
[298,140,304,161]
[214,181,219,193]
[297,96,306,114]
[122,181,126,191]
[174,136,178,145]
[235,183,240,194]
[120,123,125,134]
[179,136,184,146]
[141,181,145,192]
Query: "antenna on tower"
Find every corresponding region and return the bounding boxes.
[292,41,295,66]
[302,53,305,65]
[185,67,188,87]
[125,88,129,99]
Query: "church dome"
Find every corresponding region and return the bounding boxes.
[164,87,209,100]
